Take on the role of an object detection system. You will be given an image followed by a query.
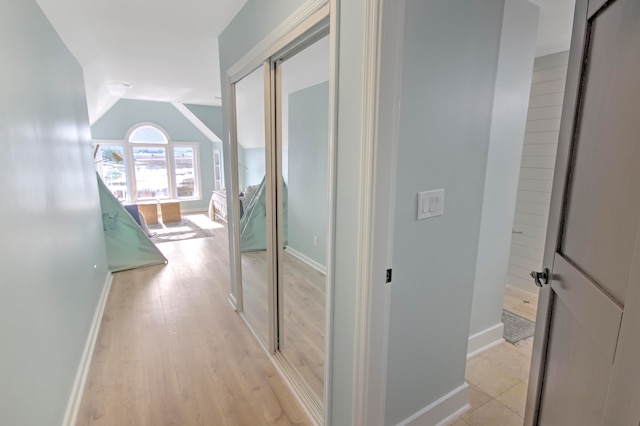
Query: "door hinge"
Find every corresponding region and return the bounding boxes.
[386,269,392,283]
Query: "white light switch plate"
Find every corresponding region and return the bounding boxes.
[417,189,445,220]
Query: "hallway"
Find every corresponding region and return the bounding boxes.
[76,223,310,425]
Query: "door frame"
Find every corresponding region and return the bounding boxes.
[524,0,590,423]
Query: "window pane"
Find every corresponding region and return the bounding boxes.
[174,146,195,198]
[133,146,169,199]
[129,125,168,143]
[99,146,127,201]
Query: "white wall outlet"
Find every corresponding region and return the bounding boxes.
[417,189,445,220]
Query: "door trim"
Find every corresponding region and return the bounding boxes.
[524,0,589,423]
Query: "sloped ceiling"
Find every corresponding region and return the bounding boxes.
[36,0,247,123]
[35,0,574,125]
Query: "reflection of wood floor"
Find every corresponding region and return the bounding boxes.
[240,249,326,402]
[76,223,310,425]
[281,251,325,401]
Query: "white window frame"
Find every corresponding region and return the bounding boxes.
[95,124,202,202]
[213,148,223,190]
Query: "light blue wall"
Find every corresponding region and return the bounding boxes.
[242,147,266,188]
[184,104,224,138]
[469,0,539,346]
[91,99,222,210]
[287,82,329,267]
[0,1,109,424]
[385,1,504,423]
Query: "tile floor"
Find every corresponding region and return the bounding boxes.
[451,285,539,426]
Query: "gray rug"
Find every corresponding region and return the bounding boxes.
[502,309,535,344]
[148,216,215,243]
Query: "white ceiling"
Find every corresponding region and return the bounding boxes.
[35,0,574,125]
[529,0,576,57]
[35,0,247,123]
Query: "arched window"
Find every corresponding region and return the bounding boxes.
[128,124,169,143]
[96,123,200,202]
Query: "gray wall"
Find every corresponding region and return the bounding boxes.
[385,0,505,423]
[91,99,222,211]
[469,0,539,349]
[0,1,109,424]
[287,82,329,267]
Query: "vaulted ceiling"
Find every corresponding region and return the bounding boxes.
[36,0,247,123]
[35,0,574,125]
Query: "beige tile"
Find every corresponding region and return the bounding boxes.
[513,337,534,358]
[449,420,469,426]
[508,303,538,322]
[478,342,531,381]
[467,383,493,414]
[496,381,528,417]
[465,356,522,397]
[465,399,523,426]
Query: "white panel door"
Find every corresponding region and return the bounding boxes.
[526,0,640,424]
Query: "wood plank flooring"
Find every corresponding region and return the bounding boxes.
[280,252,325,401]
[76,222,311,425]
[237,248,326,402]
[241,246,326,405]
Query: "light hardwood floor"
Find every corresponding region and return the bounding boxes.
[238,248,326,401]
[76,223,311,425]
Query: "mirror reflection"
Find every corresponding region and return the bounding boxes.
[279,34,330,402]
[235,66,270,345]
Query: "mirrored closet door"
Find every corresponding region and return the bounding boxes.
[233,65,272,347]
[275,34,330,404]
[230,26,330,418]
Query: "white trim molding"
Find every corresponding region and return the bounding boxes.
[352,0,385,422]
[285,246,327,275]
[63,272,113,426]
[352,0,407,423]
[171,103,222,143]
[395,384,470,426]
[227,0,329,82]
[467,323,505,359]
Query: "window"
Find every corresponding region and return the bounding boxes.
[174,146,196,197]
[213,149,222,190]
[129,125,168,143]
[95,123,201,202]
[97,146,127,201]
[132,146,169,199]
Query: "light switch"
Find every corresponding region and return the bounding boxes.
[417,189,445,220]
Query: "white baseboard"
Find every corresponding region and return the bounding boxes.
[285,246,327,275]
[62,272,113,426]
[467,322,505,359]
[396,383,470,426]
[228,293,238,311]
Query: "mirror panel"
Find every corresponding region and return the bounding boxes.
[278,34,330,402]
[235,66,270,345]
